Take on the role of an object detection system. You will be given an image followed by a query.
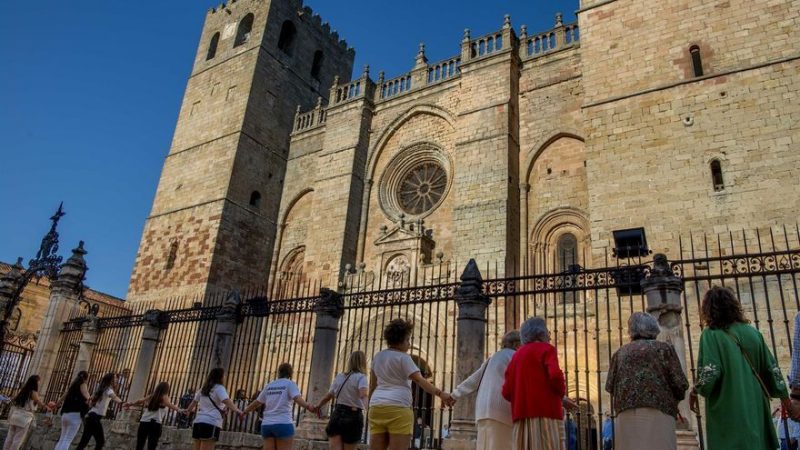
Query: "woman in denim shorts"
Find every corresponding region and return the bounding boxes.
[242,363,316,450]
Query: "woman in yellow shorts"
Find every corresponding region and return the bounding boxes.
[368,318,453,450]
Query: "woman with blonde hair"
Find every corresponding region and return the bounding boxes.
[315,351,370,449]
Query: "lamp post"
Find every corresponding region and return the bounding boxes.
[0,203,73,359]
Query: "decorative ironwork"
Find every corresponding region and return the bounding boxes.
[344,283,458,308]
[397,162,447,215]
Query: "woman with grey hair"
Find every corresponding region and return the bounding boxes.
[605,312,689,450]
[502,317,565,450]
[451,330,521,449]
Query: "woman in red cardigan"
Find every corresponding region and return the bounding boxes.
[502,317,565,450]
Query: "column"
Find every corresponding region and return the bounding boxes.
[641,254,700,449]
[212,291,242,371]
[444,260,491,449]
[27,242,87,392]
[127,310,167,402]
[71,314,99,377]
[296,288,344,440]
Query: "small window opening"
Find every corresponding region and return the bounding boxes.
[710,159,724,191]
[207,33,220,60]
[234,14,254,48]
[249,191,262,208]
[689,45,703,77]
[165,241,179,271]
[311,50,324,80]
[612,227,649,259]
[278,21,297,55]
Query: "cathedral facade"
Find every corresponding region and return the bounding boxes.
[127,0,800,304]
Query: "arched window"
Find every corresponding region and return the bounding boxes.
[311,50,324,80]
[277,21,297,55]
[8,308,21,331]
[689,45,703,77]
[249,191,262,208]
[207,32,220,60]
[710,159,724,191]
[234,14,254,48]
[557,233,579,303]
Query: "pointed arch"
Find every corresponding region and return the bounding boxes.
[523,129,585,182]
[366,104,457,182]
[279,188,314,226]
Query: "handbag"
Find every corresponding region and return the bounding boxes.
[8,405,34,428]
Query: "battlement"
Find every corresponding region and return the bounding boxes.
[207,0,354,53]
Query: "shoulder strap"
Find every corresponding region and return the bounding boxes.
[476,355,493,393]
[722,329,771,400]
[204,388,225,416]
[333,372,354,407]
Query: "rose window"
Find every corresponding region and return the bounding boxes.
[397,163,447,216]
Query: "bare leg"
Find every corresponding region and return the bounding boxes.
[387,434,411,450]
[343,442,358,450]
[328,436,344,450]
[262,437,277,450]
[370,433,389,450]
[275,437,293,450]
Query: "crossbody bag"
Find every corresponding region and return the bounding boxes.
[722,329,771,400]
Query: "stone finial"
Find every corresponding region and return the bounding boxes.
[362,64,370,79]
[378,71,385,85]
[332,75,340,87]
[463,28,471,42]
[436,251,444,263]
[315,96,323,108]
[314,288,344,319]
[0,258,24,299]
[520,25,528,40]
[459,259,483,285]
[503,14,512,29]
[399,213,406,228]
[57,241,88,288]
[358,262,366,273]
[414,42,428,68]
[380,224,388,235]
[555,12,563,27]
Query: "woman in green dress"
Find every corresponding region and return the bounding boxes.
[691,286,792,449]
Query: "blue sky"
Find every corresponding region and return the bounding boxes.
[0,0,578,298]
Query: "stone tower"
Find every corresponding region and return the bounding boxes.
[128,0,354,303]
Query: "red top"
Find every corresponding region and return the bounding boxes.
[502,341,566,421]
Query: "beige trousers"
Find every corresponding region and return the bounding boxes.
[477,418,513,450]
[615,407,677,450]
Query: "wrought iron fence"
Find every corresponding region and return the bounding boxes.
[48,226,800,450]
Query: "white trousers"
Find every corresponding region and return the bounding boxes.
[54,412,83,450]
[3,424,31,450]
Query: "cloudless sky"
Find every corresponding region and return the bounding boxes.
[0,0,578,298]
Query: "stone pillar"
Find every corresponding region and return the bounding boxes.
[71,314,99,378]
[641,254,700,450]
[127,310,167,402]
[356,180,373,263]
[296,288,344,441]
[28,242,87,391]
[212,291,242,372]
[410,42,428,88]
[444,260,492,449]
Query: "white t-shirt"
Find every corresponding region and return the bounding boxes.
[329,372,368,409]
[193,384,229,428]
[89,388,115,416]
[369,349,420,408]
[140,407,167,424]
[257,378,301,426]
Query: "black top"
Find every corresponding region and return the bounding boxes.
[61,386,88,414]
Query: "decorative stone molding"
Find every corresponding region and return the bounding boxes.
[378,142,453,220]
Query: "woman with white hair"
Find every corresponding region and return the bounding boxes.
[605,312,688,450]
[502,317,565,450]
[451,330,521,450]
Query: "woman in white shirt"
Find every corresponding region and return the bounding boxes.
[369,318,453,450]
[451,330,520,450]
[185,368,244,450]
[315,350,370,449]
[3,375,49,450]
[124,381,183,450]
[241,363,316,450]
[76,372,123,450]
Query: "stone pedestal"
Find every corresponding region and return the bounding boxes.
[127,309,167,401]
[641,254,700,445]
[28,243,87,391]
[443,260,491,449]
[72,314,98,377]
[212,291,242,371]
[296,288,344,441]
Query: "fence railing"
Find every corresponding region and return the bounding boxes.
[45,226,800,449]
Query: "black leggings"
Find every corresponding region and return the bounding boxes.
[136,420,163,450]
[76,413,105,450]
